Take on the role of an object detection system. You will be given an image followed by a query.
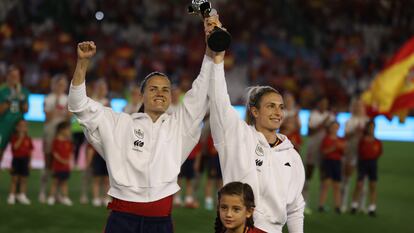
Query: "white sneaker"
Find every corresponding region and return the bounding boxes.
[173,196,183,207]
[205,197,214,211]
[38,192,46,203]
[92,198,102,207]
[16,194,31,205]
[7,194,16,205]
[60,196,73,206]
[47,196,55,205]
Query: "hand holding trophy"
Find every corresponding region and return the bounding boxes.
[188,0,231,52]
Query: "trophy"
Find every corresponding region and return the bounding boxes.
[188,0,231,52]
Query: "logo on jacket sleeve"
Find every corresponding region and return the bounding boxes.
[255,144,264,156]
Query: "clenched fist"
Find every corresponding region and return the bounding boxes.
[77,41,96,60]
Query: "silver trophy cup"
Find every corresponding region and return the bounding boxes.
[188,0,231,52]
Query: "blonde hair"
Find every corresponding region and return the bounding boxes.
[245,86,281,125]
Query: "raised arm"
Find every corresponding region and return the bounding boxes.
[175,17,224,145]
[68,41,100,121]
[207,17,246,144]
[68,41,97,117]
[72,42,96,86]
[68,41,115,155]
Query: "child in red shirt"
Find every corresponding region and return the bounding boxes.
[204,133,223,210]
[86,143,110,207]
[175,142,202,208]
[47,121,73,206]
[7,119,33,205]
[319,121,345,213]
[280,117,302,152]
[351,120,382,216]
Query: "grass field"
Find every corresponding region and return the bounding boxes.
[0,122,413,233]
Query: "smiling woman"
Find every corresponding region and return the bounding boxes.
[138,72,172,121]
[66,17,223,232]
[208,16,305,233]
[245,86,284,145]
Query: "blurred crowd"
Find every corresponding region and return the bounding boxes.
[0,60,383,217]
[0,0,402,215]
[1,0,413,111]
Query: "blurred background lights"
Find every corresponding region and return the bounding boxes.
[95,11,104,21]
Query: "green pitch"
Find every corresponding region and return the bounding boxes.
[0,123,413,233]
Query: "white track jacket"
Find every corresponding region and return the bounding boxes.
[209,62,305,233]
[68,56,213,202]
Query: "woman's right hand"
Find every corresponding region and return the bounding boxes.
[77,41,96,60]
[204,15,225,64]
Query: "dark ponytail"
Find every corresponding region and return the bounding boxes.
[215,182,256,233]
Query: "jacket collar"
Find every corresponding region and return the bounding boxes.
[131,112,170,124]
[249,125,294,152]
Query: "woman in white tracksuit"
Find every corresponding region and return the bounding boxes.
[207,18,305,233]
[67,34,220,232]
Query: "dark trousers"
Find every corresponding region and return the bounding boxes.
[104,211,173,233]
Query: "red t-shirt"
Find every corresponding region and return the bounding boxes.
[188,143,201,160]
[207,135,218,157]
[52,139,73,172]
[248,227,266,233]
[10,135,33,158]
[358,136,382,160]
[321,135,345,160]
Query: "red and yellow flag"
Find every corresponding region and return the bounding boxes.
[362,36,414,119]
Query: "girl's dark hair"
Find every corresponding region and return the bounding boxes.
[56,121,71,134]
[13,118,26,133]
[245,86,281,125]
[214,182,256,233]
[138,71,170,113]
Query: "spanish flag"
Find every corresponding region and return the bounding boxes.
[362,36,414,119]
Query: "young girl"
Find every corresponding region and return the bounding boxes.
[39,74,69,203]
[47,121,73,206]
[175,141,202,208]
[86,144,110,207]
[216,182,263,233]
[205,132,223,210]
[281,92,302,152]
[319,121,345,213]
[303,97,335,212]
[351,120,382,216]
[280,117,302,152]
[207,16,305,232]
[7,119,33,205]
[341,98,369,211]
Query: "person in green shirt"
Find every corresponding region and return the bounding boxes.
[0,66,30,162]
